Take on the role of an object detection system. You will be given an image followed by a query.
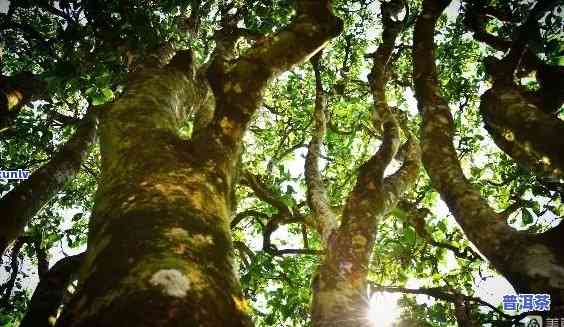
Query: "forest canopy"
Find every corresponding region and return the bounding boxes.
[0,0,563,326]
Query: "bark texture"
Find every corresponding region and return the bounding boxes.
[480,82,564,180]
[413,0,564,314]
[310,3,421,325]
[55,2,342,326]
[466,0,564,179]
[0,110,98,255]
[55,59,252,327]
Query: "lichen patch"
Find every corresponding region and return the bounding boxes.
[232,295,251,314]
[220,117,236,135]
[192,234,214,246]
[149,269,191,298]
[166,227,189,239]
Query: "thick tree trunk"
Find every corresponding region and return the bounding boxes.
[55,59,253,327]
[0,110,98,255]
[310,218,379,327]
[50,0,341,323]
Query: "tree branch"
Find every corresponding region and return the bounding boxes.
[369,283,526,321]
[230,209,268,229]
[412,1,564,303]
[241,171,292,217]
[305,52,339,244]
[199,0,343,157]
[19,253,85,327]
[412,0,526,268]
[0,109,99,255]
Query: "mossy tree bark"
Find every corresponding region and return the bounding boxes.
[55,2,342,326]
[465,1,564,179]
[309,3,421,325]
[413,0,564,314]
[480,82,564,180]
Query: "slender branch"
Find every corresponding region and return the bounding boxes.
[231,209,268,229]
[369,283,525,321]
[241,171,292,217]
[305,52,339,243]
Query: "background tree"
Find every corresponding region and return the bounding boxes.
[1,0,563,326]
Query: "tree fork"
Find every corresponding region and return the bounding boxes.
[55,0,342,323]
[310,3,421,325]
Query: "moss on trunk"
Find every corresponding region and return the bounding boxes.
[55,63,252,327]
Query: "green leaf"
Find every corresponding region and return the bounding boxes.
[521,208,534,225]
[91,94,107,106]
[404,226,416,245]
[71,212,84,222]
[101,88,114,99]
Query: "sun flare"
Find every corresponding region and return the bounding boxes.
[367,292,401,327]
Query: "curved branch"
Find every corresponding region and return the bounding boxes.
[305,53,339,244]
[201,0,343,154]
[230,209,268,229]
[241,171,292,217]
[413,0,564,303]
